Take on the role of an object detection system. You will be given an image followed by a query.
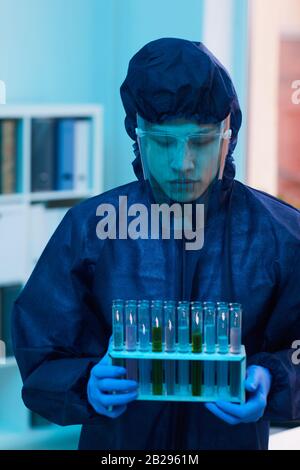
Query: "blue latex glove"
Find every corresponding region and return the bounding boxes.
[87,338,138,418]
[205,365,272,425]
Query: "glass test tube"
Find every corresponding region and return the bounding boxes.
[204,303,216,395]
[165,301,176,352]
[138,300,151,394]
[125,300,138,381]
[164,301,176,395]
[217,304,229,353]
[192,302,203,351]
[178,302,190,352]
[151,300,163,395]
[112,300,124,351]
[138,300,150,351]
[230,304,242,354]
[229,304,242,397]
[177,302,190,394]
[191,302,203,396]
[111,299,125,368]
[125,301,137,350]
[217,305,229,397]
[204,303,216,353]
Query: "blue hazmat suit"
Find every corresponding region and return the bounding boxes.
[12,38,300,450]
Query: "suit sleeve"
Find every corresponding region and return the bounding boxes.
[247,251,300,421]
[12,208,108,426]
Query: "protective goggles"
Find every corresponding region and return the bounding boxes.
[135,128,232,150]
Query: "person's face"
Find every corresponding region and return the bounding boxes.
[138,118,224,202]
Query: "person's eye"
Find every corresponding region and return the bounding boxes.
[190,135,216,147]
[152,136,176,148]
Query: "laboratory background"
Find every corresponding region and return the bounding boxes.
[0,0,299,450]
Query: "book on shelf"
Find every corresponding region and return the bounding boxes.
[56,119,75,190]
[55,117,92,192]
[74,119,91,192]
[31,118,56,192]
[0,115,93,195]
[0,119,17,194]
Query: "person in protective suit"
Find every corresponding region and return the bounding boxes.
[12,38,300,450]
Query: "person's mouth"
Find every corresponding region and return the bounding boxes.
[169,180,198,184]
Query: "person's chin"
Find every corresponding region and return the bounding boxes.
[167,191,197,203]
[170,186,207,203]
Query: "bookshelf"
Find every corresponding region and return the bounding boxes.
[0,104,103,448]
[0,104,103,202]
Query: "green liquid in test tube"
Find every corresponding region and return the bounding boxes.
[191,302,203,396]
[151,301,163,395]
[152,321,162,352]
[192,332,202,352]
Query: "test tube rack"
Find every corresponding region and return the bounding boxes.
[108,344,246,403]
[110,299,246,403]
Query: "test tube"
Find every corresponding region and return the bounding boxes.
[204,303,216,395]
[164,301,176,352]
[217,305,229,397]
[112,299,124,351]
[151,300,163,351]
[191,302,203,352]
[125,301,137,350]
[217,304,229,354]
[191,302,203,396]
[138,300,150,351]
[204,302,216,353]
[125,300,138,381]
[164,301,176,395]
[230,304,242,354]
[178,302,190,352]
[151,300,163,395]
[111,299,125,368]
[138,300,151,394]
[229,304,242,397]
[177,302,190,394]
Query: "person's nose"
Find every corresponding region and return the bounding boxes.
[169,143,195,173]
